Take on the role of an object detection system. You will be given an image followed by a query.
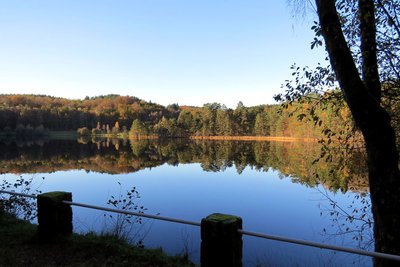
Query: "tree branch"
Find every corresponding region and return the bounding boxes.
[376,0,400,37]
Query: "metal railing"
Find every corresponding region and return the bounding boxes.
[238,229,400,262]
[1,189,400,263]
[62,200,201,227]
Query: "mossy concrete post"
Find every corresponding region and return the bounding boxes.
[201,213,243,267]
[37,191,72,240]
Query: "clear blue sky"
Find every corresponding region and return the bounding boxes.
[0,0,324,108]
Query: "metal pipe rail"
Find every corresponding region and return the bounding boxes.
[1,189,400,262]
[239,229,400,262]
[62,200,201,227]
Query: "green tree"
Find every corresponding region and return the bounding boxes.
[177,111,194,136]
[254,112,269,136]
[233,102,251,135]
[129,119,148,138]
[201,104,219,136]
[154,117,180,137]
[216,109,233,136]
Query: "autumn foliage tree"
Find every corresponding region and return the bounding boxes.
[316,1,400,264]
[277,0,400,264]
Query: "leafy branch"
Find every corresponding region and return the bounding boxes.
[0,175,45,220]
[102,182,154,245]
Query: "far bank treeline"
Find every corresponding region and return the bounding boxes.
[0,94,351,138]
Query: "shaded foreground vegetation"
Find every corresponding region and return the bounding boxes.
[0,213,193,267]
[0,138,368,193]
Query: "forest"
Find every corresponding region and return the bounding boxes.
[0,94,353,139]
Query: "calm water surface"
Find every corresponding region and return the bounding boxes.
[0,139,372,266]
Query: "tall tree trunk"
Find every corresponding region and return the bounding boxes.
[315,0,400,266]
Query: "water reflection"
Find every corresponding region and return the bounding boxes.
[0,138,368,193]
[0,138,374,266]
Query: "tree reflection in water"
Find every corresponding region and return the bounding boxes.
[0,138,379,265]
[0,138,369,194]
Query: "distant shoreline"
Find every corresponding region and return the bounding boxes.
[1,130,317,142]
[189,135,317,142]
[128,135,317,142]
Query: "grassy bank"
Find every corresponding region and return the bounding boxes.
[0,131,77,141]
[0,213,194,267]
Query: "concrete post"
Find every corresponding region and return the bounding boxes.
[201,213,243,267]
[37,191,72,239]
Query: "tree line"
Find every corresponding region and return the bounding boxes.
[0,94,353,139]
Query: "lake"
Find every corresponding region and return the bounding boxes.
[0,138,373,266]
